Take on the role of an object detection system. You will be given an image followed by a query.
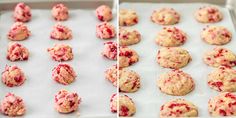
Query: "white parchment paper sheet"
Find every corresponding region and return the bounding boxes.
[0,9,116,117]
[120,2,236,117]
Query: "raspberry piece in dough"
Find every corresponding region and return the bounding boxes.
[13,2,31,22]
[7,43,29,61]
[102,41,117,60]
[110,93,117,113]
[119,46,139,68]
[195,6,223,23]
[8,22,31,41]
[119,9,138,26]
[119,27,141,46]
[52,3,69,21]
[151,8,180,25]
[95,5,112,22]
[50,23,72,40]
[47,44,73,62]
[105,65,117,87]
[119,94,136,117]
[96,22,116,39]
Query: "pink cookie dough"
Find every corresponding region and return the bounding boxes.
[7,22,31,41]
[47,44,73,62]
[54,89,81,113]
[105,65,117,87]
[96,22,116,39]
[110,93,118,113]
[95,5,113,21]
[1,65,26,87]
[50,23,72,40]
[52,63,76,85]
[52,3,69,21]
[0,93,26,116]
[13,2,31,22]
[7,43,29,61]
[102,41,117,60]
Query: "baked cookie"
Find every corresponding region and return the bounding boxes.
[2,65,26,87]
[155,27,187,47]
[102,41,117,60]
[151,8,180,25]
[52,63,76,85]
[119,27,141,46]
[201,26,232,45]
[208,92,236,116]
[119,46,139,68]
[157,47,192,69]
[110,93,117,113]
[203,47,236,67]
[195,6,223,23]
[119,68,141,93]
[8,22,31,41]
[7,43,29,61]
[52,3,69,21]
[13,2,31,22]
[47,44,73,62]
[119,94,136,117]
[105,65,117,87]
[160,98,198,117]
[96,22,116,39]
[95,5,112,21]
[157,69,194,96]
[119,9,138,26]
[54,89,81,113]
[50,23,72,40]
[0,93,25,116]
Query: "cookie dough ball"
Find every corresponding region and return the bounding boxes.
[151,8,180,25]
[102,41,117,60]
[2,65,26,87]
[13,2,31,22]
[157,69,194,96]
[208,92,236,116]
[50,23,72,40]
[52,4,69,21]
[110,93,117,113]
[96,22,116,39]
[157,47,192,69]
[7,43,29,61]
[119,46,139,68]
[119,94,136,117]
[119,68,141,93]
[119,27,141,46]
[47,44,73,62]
[195,6,223,23]
[105,65,117,87]
[8,22,31,41]
[54,89,81,113]
[203,47,236,67]
[201,26,232,45]
[0,93,25,116]
[95,5,112,22]
[160,99,198,117]
[52,63,76,85]
[156,27,187,47]
[119,9,138,26]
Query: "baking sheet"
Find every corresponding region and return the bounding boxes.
[0,8,117,118]
[120,2,236,117]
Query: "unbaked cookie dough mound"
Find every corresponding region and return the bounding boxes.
[119,27,141,46]
[0,93,26,116]
[110,93,117,113]
[119,94,136,117]
[8,22,31,41]
[102,41,117,60]
[208,92,236,116]
[151,8,180,25]
[50,23,72,40]
[13,2,31,22]
[47,44,73,62]
[160,98,198,117]
[52,3,69,21]
[54,89,81,113]
[96,22,116,39]
[7,43,29,61]
[157,47,192,69]
[95,5,112,22]
[195,6,223,23]
[119,68,141,93]
[156,27,187,47]
[2,65,26,87]
[52,63,76,85]
[157,69,195,96]
[105,65,117,87]
[119,9,138,26]
[203,47,236,67]
[119,46,139,68]
[208,66,236,92]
